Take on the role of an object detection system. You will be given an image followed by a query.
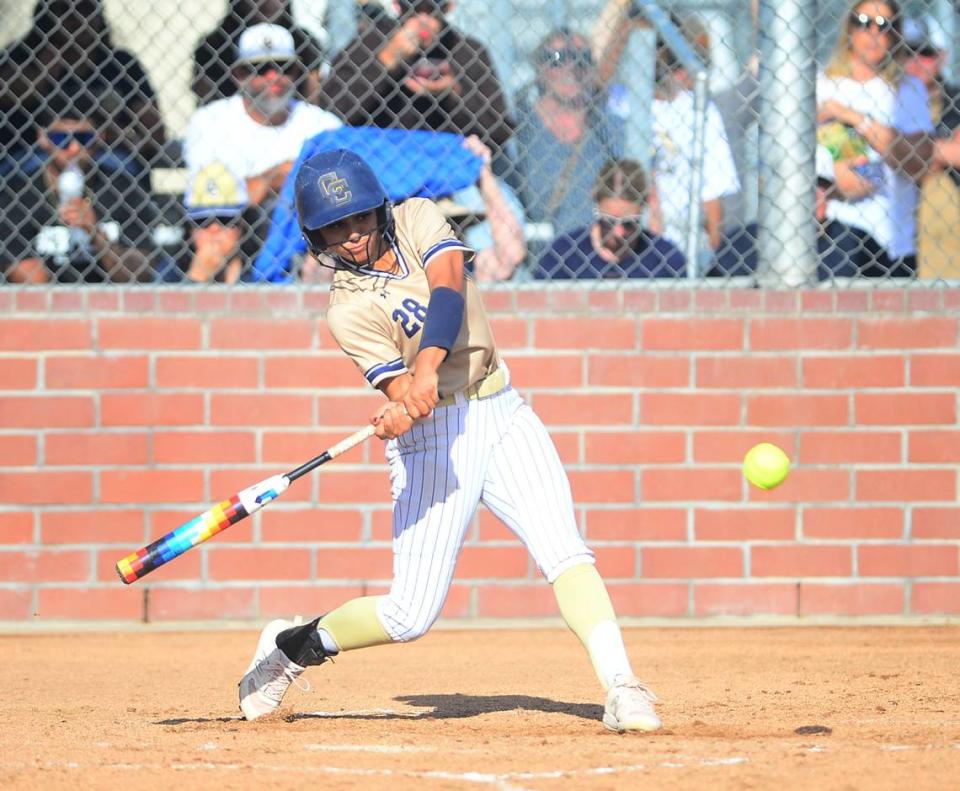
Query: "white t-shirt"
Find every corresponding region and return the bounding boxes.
[652,91,741,252]
[816,73,932,259]
[184,96,342,178]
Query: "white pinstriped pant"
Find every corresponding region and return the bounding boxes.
[379,382,594,642]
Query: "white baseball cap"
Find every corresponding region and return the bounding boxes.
[903,16,949,55]
[237,23,296,64]
[184,161,249,221]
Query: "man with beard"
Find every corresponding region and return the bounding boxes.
[183,23,341,262]
[534,158,685,279]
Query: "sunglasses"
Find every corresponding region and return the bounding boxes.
[189,214,240,229]
[243,61,298,78]
[538,46,593,69]
[47,130,96,148]
[596,211,644,237]
[849,12,893,33]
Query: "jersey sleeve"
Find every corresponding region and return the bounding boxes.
[327,303,408,389]
[404,198,474,267]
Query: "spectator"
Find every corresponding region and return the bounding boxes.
[513,28,623,237]
[0,0,166,167]
[321,0,512,166]
[0,90,159,284]
[649,14,740,272]
[815,0,934,278]
[155,163,249,284]
[535,159,684,280]
[184,23,342,259]
[904,16,960,279]
[192,0,324,106]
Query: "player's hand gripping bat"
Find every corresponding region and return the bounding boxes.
[115,424,376,584]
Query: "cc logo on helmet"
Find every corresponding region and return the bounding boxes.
[318,172,352,205]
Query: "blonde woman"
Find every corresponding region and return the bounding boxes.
[816,0,934,277]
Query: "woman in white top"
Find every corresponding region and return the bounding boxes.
[816,0,934,277]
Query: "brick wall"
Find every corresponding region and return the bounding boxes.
[1,286,958,622]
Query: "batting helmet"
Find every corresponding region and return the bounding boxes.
[295,148,394,267]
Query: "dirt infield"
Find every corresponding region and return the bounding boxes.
[2,626,958,790]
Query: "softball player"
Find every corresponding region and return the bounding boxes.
[238,148,660,733]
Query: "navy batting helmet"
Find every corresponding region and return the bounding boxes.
[295,148,394,268]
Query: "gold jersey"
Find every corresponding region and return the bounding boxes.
[326,198,501,398]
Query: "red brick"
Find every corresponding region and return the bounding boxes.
[749,318,852,350]
[835,290,869,311]
[317,470,392,503]
[764,292,800,312]
[533,393,633,425]
[694,583,798,616]
[157,290,195,313]
[0,549,90,582]
[911,583,960,614]
[40,509,145,545]
[550,431,580,465]
[857,469,956,502]
[264,355,360,388]
[209,318,313,349]
[747,394,849,426]
[803,355,905,388]
[588,290,623,312]
[0,396,94,428]
[46,355,149,389]
[588,354,689,387]
[694,290,729,311]
[489,318,528,348]
[800,291,834,312]
[609,583,690,616]
[147,588,256,621]
[454,547,530,578]
[155,356,260,388]
[803,507,903,539]
[858,544,959,576]
[907,290,942,312]
[0,319,92,351]
[211,393,313,426]
[748,468,850,503]
[546,289,589,311]
[911,353,960,386]
[37,587,143,620]
[0,511,34,543]
[800,431,902,464]
[0,358,38,389]
[642,468,742,501]
[799,583,904,615]
[315,548,393,579]
[585,508,687,542]
[0,434,37,466]
[0,589,32,619]
[482,290,514,312]
[50,291,84,311]
[642,319,743,350]
[858,317,956,349]
[855,392,955,425]
[693,431,796,462]
[98,318,201,349]
[695,508,796,541]
[0,472,92,504]
[259,585,368,618]
[912,508,960,538]
[593,546,638,578]
[909,430,960,462]
[568,470,635,503]
[88,291,120,311]
[731,290,766,312]
[658,290,692,312]
[100,470,204,504]
[154,431,256,464]
[751,545,852,577]
[505,355,584,388]
[585,431,685,464]
[477,584,557,617]
[260,508,363,542]
[316,394,388,427]
[263,430,368,466]
[642,393,740,425]
[46,432,150,465]
[102,393,204,427]
[535,318,636,349]
[696,356,797,388]
[642,546,743,578]
[207,548,312,580]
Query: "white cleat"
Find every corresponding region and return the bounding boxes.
[603,675,662,733]
[239,619,309,721]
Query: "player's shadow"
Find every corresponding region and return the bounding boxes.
[287,692,603,723]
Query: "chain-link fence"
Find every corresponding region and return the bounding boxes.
[0,0,957,286]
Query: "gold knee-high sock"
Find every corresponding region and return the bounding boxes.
[552,563,632,689]
[318,595,392,652]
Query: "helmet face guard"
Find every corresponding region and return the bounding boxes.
[295,148,395,271]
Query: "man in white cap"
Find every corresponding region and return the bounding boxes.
[904,16,960,279]
[184,22,342,263]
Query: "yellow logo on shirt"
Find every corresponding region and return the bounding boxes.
[319,172,352,205]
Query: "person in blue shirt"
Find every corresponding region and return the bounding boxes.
[535,158,685,279]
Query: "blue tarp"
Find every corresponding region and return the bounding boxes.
[250,127,483,282]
